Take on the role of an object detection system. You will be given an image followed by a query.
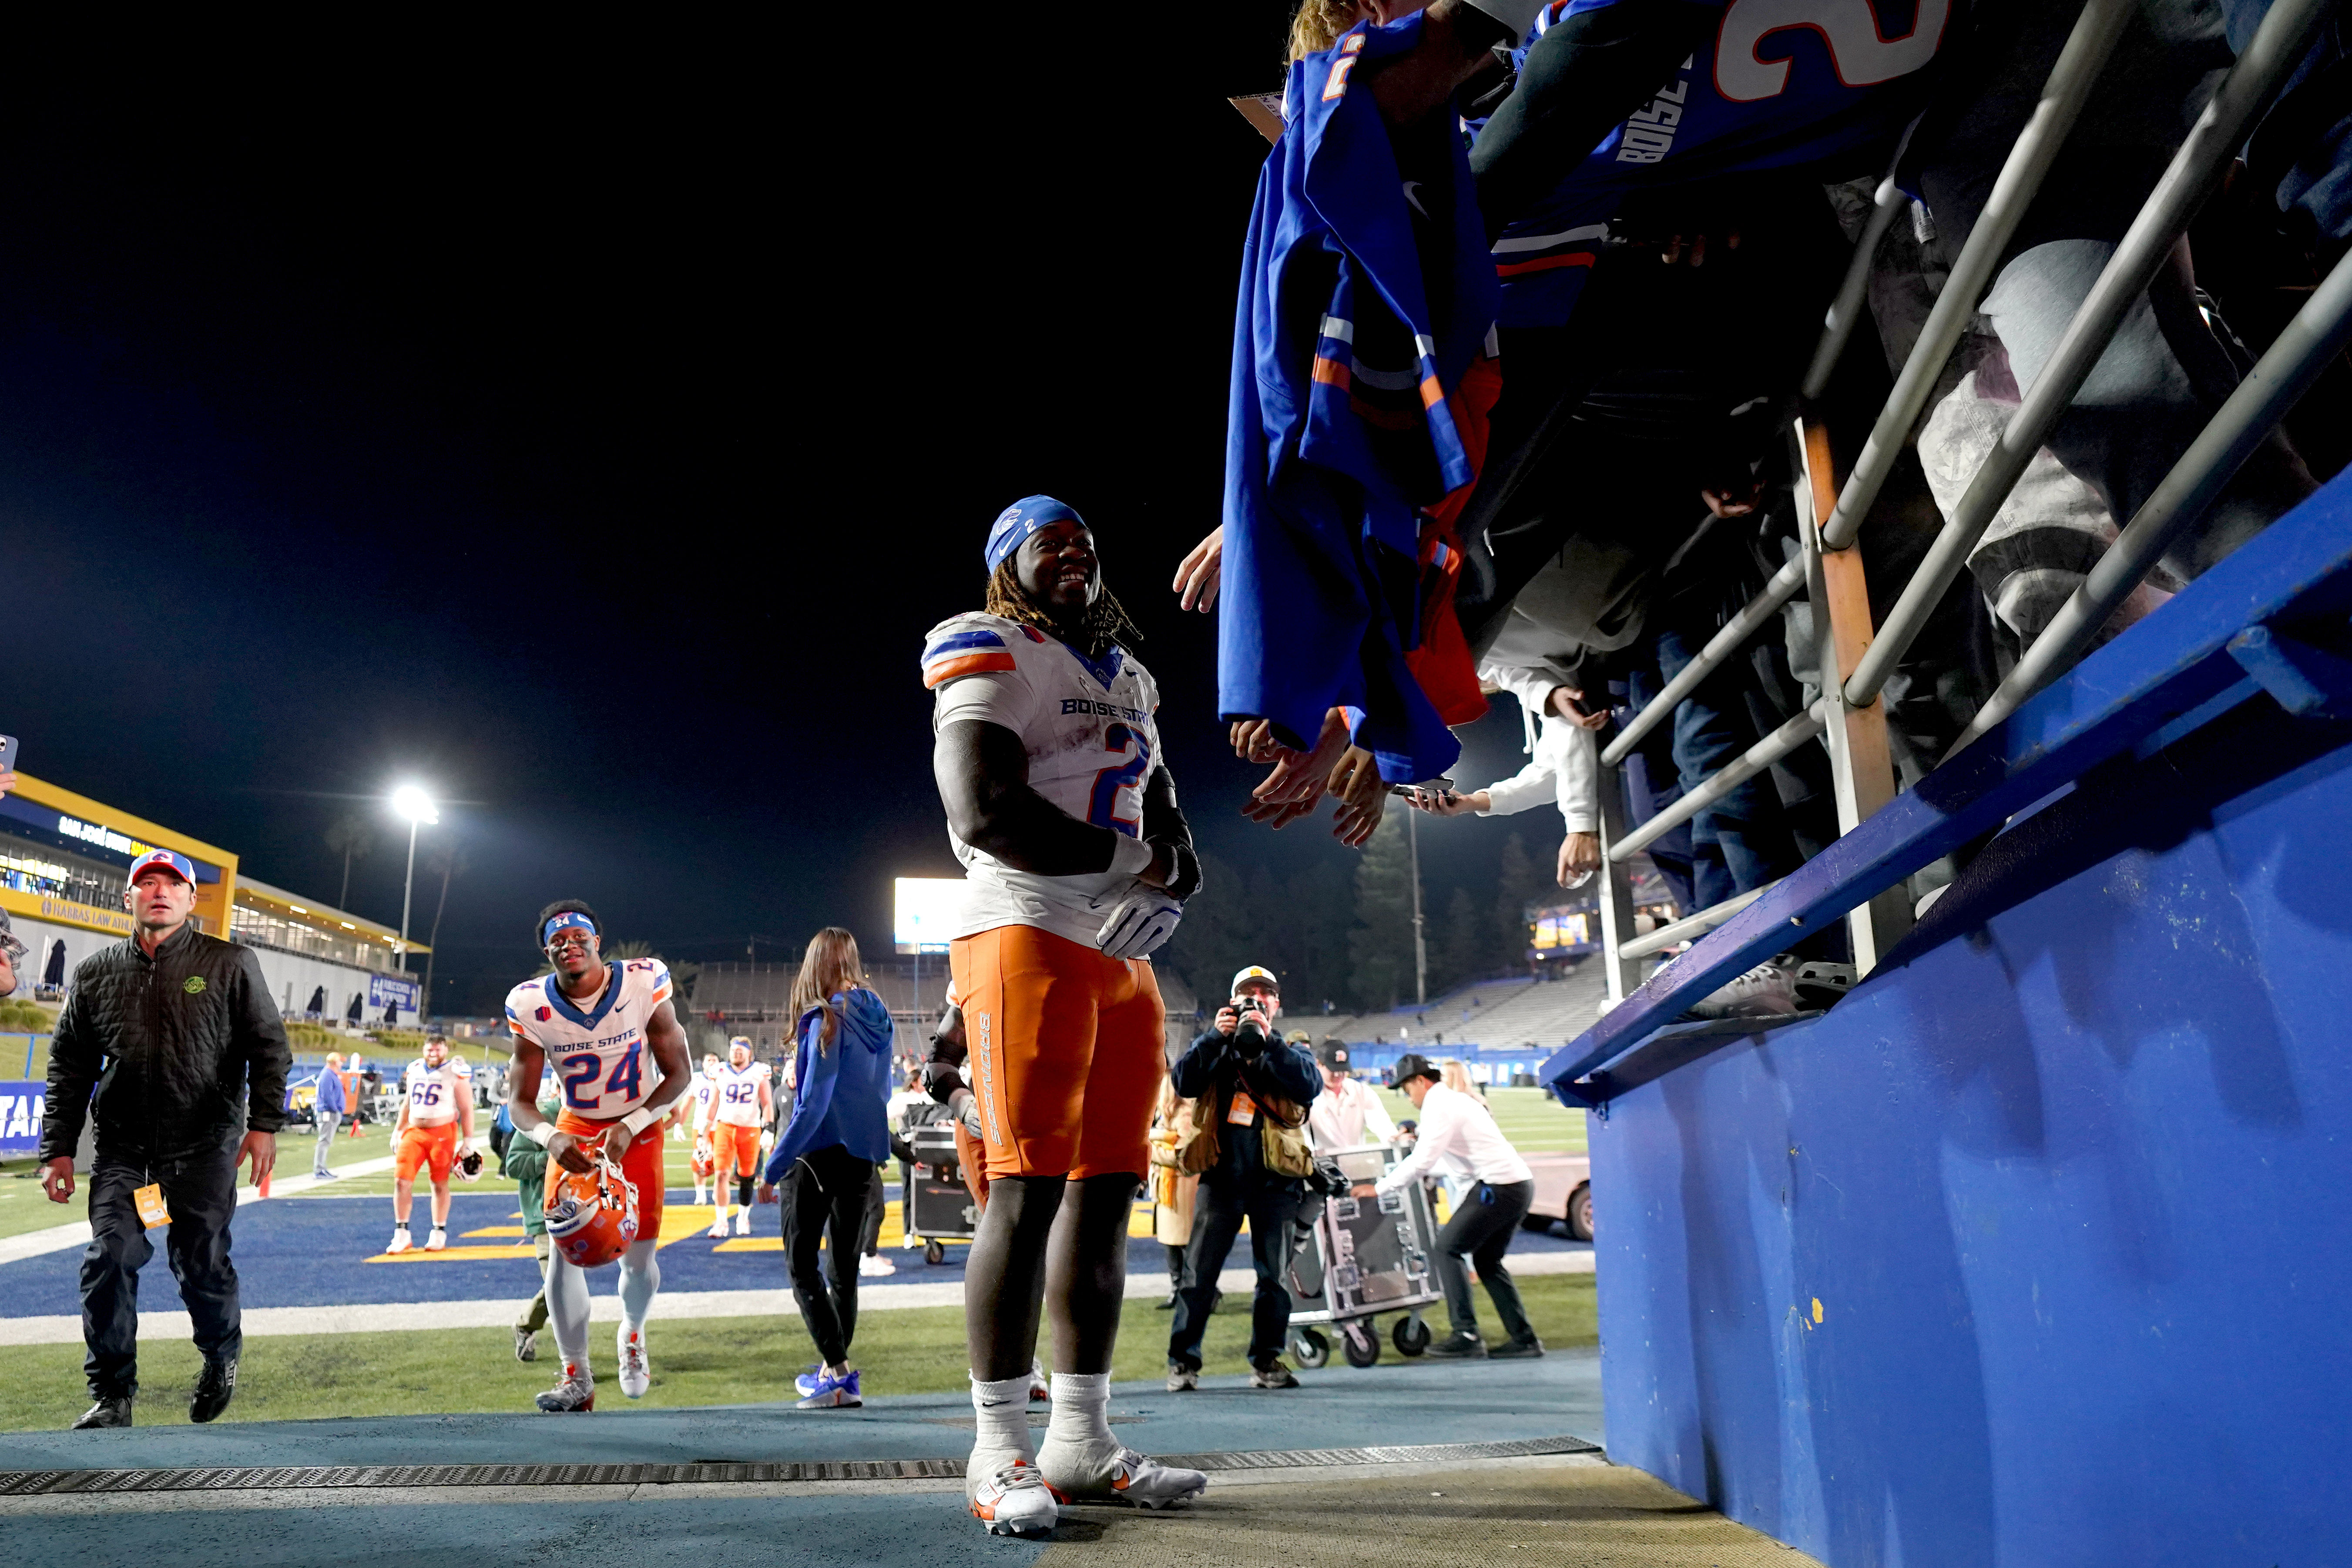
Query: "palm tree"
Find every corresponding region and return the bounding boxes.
[419,840,470,1020]
[325,812,376,911]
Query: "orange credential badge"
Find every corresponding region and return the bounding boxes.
[132,1183,171,1229]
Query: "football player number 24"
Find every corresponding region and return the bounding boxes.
[561,1044,643,1112]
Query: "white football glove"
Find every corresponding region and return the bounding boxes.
[758,1129,775,1152]
[949,1087,985,1140]
[1097,888,1182,960]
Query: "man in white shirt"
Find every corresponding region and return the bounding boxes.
[1408,664,1607,888]
[1306,1041,1396,1154]
[1368,1053,1540,1359]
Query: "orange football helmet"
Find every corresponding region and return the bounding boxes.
[545,1150,641,1268]
[690,1140,715,1181]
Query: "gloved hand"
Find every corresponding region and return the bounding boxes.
[949,1086,985,1140]
[1097,887,1182,960]
[923,1059,969,1105]
[758,1129,775,1152]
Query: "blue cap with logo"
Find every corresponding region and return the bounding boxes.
[125,849,195,886]
[984,496,1084,574]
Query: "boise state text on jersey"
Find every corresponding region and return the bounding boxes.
[1490,0,1948,328]
[504,959,675,1120]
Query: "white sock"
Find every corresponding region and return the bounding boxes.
[713,1198,730,1226]
[1044,1371,1113,1452]
[969,1373,1035,1474]
[619,1239,660,1325]
[547,1252,592,1372]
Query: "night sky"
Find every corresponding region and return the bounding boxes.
[5,15,1536,1013]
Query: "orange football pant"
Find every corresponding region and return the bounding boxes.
[950,923,1165,1182]
[394,1121,459,1184]
[710,1121,762,1180]
[551,1109,668,1236]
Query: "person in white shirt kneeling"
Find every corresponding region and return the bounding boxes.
[1367,1053,1541,1360]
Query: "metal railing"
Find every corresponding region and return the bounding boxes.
[1579,0,2347,1068]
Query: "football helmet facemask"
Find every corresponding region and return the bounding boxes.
[544,1149,641,1268]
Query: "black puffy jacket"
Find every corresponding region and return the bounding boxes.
[39,922,293,1163]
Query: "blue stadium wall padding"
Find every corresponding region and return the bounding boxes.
[1590,675,2352,1564]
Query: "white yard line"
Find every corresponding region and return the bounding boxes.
[0,1250,1592,1347]
[0,1157,400,1267]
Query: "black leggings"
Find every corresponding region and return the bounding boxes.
[783,1144,873,1367]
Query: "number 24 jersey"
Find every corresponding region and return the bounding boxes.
[504,959,674,1121]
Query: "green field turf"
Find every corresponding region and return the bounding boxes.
[0,1275,1596,1431]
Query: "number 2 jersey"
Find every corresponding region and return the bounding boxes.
[400,1055,471,1128]
[503,959,674,1122]
[922,611,1163,950]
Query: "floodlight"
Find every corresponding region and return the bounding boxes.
[390,785,439,825]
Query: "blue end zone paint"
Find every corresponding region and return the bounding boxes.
[1590,685,2352,1561]
[0,1190,1587,1316]
[0,1354,1603,1472]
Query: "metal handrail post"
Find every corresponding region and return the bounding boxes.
[1607,701,1832,863]
[1619,881,1779,962]
[1591,755,1647,1003]
[1600,555,1808,767]
[1844,0,2340,708]
[1816,0,2137,552]
[1945,247,2352,758]
[1802,122,1920,403]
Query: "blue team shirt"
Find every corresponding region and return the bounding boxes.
[1220,13,1499,783]
[1490,0,1951,327]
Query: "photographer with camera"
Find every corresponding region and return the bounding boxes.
[1163,966,1319,1391]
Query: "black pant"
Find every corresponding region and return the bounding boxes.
[1168,1179,1300,1372]
[82,1142,243,1399]
[1434,1179,1535,1346]
[783,1144,872,1367]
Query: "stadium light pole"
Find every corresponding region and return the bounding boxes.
[389,785,439,983]
[1408,808,1427,1006]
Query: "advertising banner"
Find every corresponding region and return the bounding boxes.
[367,973,421,1013]
[0,1082,47,1154]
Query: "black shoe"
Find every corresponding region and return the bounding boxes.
[1488,1335,1545,1359]
[190,1356,238,1423]
[1424,1332,1486,1359]
[72,1396,132,1430]
[1155,1294,1178,1310]
[1249,1362,1300,1389]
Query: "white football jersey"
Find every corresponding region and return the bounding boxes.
[691,1072,721,1131]
[504,959,674,1122]
[713,1061,768,1126]
[922,611,1164,948]
[400,1056,471,1128]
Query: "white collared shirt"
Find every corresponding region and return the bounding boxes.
[1308,1075,1398,1152]
[1375,1084,1532,1193]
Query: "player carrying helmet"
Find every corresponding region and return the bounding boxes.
[922,496,1209,1536]
[503,901,692,1412]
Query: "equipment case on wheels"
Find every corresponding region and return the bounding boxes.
[901,1122,979,1265]
[1285,1142,1441,1369]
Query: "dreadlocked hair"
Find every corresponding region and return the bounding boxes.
[985,558,1144,660]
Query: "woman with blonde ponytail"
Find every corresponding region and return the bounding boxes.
[759,927,892,1409]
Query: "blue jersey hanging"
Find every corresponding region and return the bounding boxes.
[1220,13,1503,784]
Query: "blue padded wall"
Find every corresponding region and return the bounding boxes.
[1591,698,2352,1566]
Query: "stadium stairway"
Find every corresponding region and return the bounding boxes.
[0,1353,1820,1565]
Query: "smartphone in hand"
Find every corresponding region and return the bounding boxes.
[0,735,17,774]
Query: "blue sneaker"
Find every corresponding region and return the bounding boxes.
[793,1366,822,1397]
[796,1368,861,1409]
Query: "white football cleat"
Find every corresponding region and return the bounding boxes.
[858,1252,895,1276]
[969,1459,1058,1537]
[534,1363,594,1413]
[1038,1439,1208,1511]
[708,1217,730,1239]
[617,1325,651,1399]
[424,1226,448,1252]
[733,1211,750,1236]
[1028,1357,1050,1402]
[386,1226,412,1255]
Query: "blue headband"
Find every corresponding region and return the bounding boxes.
[543,911,597,945]
[984,495,1083,574]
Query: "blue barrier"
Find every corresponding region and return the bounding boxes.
[1560,463,2352,1559]
[0,1081,47,1155]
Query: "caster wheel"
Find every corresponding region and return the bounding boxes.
[1393,1316,1431,1356]
[1292,1329,1330,1370]
[924,1237,946,1265]
[1342,1324,1380,1368]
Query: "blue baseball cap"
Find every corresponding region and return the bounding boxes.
[125,849,195,886]
[984,495,1084,574]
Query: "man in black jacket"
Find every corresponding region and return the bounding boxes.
[1164,966,1320,1392]
[38,849,292,1430]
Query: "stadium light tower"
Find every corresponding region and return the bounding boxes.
[390,785,439,979]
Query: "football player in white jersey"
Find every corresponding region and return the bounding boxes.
[688,1053,722,1204]
[707,1037,773,1238]
[387,1035,474,1254]
[504,900,693,1412]
[923,496,1208,1535]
